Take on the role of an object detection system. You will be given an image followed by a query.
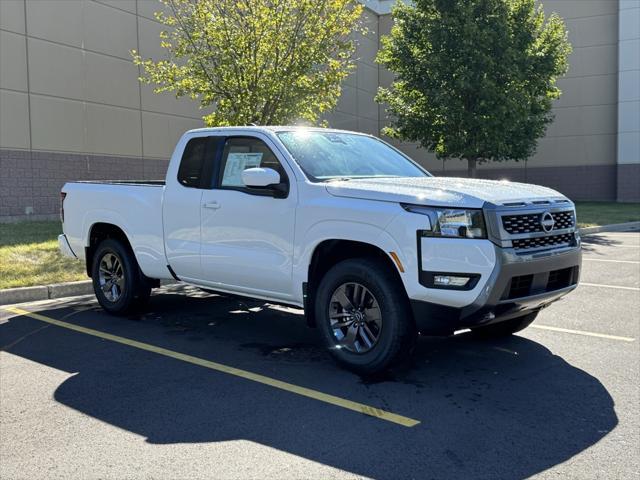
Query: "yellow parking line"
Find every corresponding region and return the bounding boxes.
[4,306,420,428]
[531,324,635,342]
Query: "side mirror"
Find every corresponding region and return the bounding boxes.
[242,167,281,188]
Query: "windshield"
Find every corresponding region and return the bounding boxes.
[276,130,430,181]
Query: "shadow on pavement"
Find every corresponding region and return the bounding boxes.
[1,288,617,479]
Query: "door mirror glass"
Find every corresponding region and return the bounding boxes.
[241,167,281,188]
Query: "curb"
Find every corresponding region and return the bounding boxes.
[0,280,93,306]
[579,221,640,235]
[1,222,638,306]
[0,280,177,307]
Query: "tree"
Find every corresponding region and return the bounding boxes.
[132,0,363,126]
[376,0,571,177]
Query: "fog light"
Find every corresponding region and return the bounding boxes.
[433,275,470,287]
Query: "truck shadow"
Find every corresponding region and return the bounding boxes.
[1,289,617,479]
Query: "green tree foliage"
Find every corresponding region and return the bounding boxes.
[132,0,363,126]
[376,0,571,177]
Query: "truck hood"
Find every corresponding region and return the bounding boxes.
[325,177,567,209]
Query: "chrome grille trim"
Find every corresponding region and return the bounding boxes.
[485,203,578,253]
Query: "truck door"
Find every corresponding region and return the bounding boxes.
[199,135,297,302]
[162,135,219,283]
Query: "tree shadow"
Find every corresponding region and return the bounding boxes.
[1,289,617,479]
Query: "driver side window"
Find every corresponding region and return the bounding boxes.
[218,137,287,190]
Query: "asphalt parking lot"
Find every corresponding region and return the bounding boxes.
[1,230,638,479]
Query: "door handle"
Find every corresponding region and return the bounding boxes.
[202,201,221,210]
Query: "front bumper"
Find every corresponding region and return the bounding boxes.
[411,245,581,335]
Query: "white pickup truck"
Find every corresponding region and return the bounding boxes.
[59,126,581,373]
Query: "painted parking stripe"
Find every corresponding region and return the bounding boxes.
[583,258,640,265]
[3,306,420,428]
[531,324,635,342]
[580,282,640,292]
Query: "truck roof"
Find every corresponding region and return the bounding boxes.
[185,126,372,136]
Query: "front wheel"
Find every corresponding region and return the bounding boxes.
[315,258,416,375]
[470,311,538,339]
[92,238,151,315]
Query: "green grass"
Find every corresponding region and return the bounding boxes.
[1,203,638,289]
[575,202,640,228]
[0,221,86,289]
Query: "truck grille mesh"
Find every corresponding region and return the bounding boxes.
[502,210,575,234]
[512,233,575,251]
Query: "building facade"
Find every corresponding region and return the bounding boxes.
[0,0,638,221]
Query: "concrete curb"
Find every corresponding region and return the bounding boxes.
[579,221,640,235]
[0,279,177,306]
[1,222,638,306]
[0,281,93,306]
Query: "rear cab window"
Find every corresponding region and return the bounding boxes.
[177,136,219,189]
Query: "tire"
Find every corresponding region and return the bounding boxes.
[315,258,416,375]
[91,238,152,315]
[470,311,538,339]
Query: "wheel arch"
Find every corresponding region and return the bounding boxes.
[304,238,406,327]
[85,222,134,277]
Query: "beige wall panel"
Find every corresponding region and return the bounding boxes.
[324,111,359,131]
[619,70,640,102]
[83,0,137,60]
[357,117,379,135]
[28,38,84,101]
[85,103,141,156]
[547,104,617,138]
[532,133,616,167]
[378,13,393,36]
[141,111,201,158]
[85,52,140,108]
[357,88,378,121]
[30,95,85,152]
[0,89,30,149]
[136,0,167,22]
[555,74,617,108]
[335,84,357,115]
[136,16,167,60]
[26,0,83,47]
[618,131,640,164]
[565,14,617,48]
[355,34,378,67]
[360,8,379,34]
[0,0,25,34]
[619,101,640,133]
[357,62,379,93]
[544,0,617,20]
[140,83,202,118]
[620,5,640,40]
[94,0,136,14]
[620,39,640,71]
[0,30,28,92]
[565,44,617,78]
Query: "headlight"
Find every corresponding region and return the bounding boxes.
[402,204,487,239]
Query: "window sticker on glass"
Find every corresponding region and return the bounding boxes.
[222,152,263,186]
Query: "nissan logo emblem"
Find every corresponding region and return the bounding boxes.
[540,211,555,232]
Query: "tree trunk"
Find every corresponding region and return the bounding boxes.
[467,158,477,178]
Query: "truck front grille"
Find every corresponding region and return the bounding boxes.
[502,210,575,234]
[512,233,575,251]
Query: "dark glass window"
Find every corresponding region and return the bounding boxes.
[177,137,209,188]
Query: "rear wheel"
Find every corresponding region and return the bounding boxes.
[470,311,538,339]
[92,238,151,315]
[315,258,415,375]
